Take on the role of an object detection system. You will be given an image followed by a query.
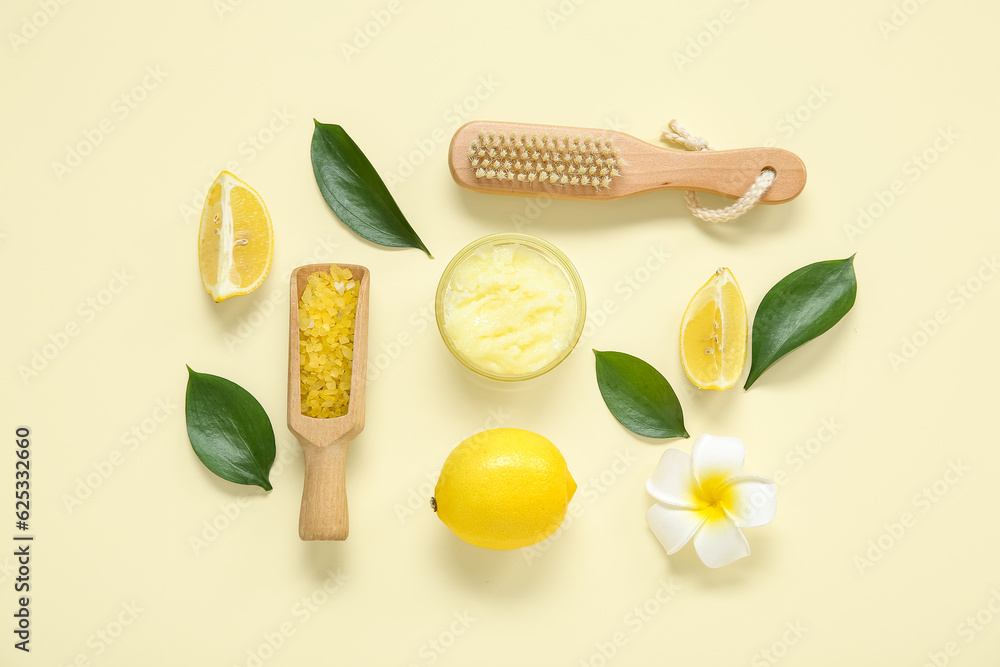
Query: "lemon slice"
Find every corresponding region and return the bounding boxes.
[679,268,747,390]
[198,171,273,302]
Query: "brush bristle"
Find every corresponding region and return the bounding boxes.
[467,131,623,189]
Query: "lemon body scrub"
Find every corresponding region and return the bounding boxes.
[436,234,585,381]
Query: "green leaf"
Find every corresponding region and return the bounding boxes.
[185,366,275,490]
[594,350,689,439]
[310,120,432,257]
[745,256,857,389]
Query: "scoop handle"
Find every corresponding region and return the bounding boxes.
[298,441,350,541]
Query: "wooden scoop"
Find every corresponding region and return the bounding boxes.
[287,263,370,541]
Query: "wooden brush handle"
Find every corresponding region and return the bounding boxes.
[628,145,805,202]
[298,442,350,541]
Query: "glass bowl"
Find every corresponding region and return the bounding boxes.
[435,233,587,382]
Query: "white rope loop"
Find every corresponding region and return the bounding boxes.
[661,119,775,223]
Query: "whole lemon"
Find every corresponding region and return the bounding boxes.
[432,428,577,550]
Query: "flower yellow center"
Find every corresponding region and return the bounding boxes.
[693,473,734,519]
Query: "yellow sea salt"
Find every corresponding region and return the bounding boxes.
[299,265,358,418]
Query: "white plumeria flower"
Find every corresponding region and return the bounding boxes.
[646,434,776,568]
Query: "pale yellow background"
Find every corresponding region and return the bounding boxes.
[3,0,999,665]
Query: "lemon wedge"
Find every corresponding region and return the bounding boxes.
[679,268,747,390]
[198,171,273,302]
